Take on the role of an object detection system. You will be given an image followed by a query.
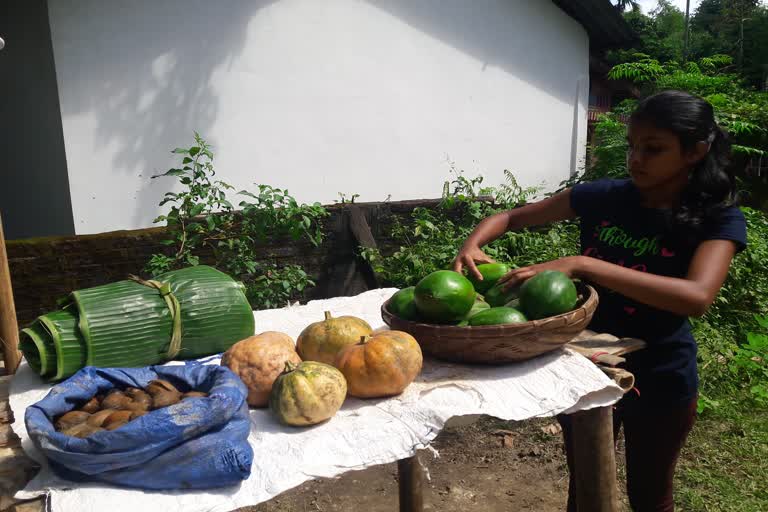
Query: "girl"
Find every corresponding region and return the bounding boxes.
[452,90,747,511]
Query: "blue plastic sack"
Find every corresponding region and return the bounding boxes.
[25,364,254,490]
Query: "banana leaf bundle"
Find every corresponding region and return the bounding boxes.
[19,265,255,381]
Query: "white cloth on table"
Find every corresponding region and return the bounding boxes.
[10,288,623,512]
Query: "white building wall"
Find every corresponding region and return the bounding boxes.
[48,0,589,234]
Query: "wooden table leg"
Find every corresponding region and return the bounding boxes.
[398,454,424,512]
[570,405,619,512]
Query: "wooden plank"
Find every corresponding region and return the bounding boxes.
[348,206,377,249]
[0,446,39,497]
[0,402,13,424]
[568,331,647,367]
[569,406,620,512]
[10,498,46,512]
[0,424,20,448]
[397,454,424,512]
[0,375,11,400]
[0,214,21,374]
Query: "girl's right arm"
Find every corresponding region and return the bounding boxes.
[453,189,578,279]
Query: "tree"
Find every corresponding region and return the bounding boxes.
[608,0,767,89]
[607,53,767,158]
[689,0,765,86]
[650,1,687,61]
[614,0,640,12]
[606,2,688,63]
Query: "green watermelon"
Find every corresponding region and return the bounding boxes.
[468,307,528,326]
[414,270,475,323]
[518,270,578,320]
[468,263,512,293]
[484,283,520,307]
[460,296,490,320]
[389,287,419,321]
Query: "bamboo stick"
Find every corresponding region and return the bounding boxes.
[0,214,21,374]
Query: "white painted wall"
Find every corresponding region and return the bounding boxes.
[48,0,589,234]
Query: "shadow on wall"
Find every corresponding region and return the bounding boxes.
[364,0,585,106]
[48,0,277,228]
[51,0,586,233]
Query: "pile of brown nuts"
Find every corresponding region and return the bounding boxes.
[54,380,208,438]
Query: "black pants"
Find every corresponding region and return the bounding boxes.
[558,396,698,512]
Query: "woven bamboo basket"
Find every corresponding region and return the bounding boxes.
[381,283,598,364]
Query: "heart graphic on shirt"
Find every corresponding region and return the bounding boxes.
[661,248,675,257]
[624,306,636,315]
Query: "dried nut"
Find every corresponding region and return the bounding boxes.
[105,420,130,431]
[61,423,104,438]
[146,380,180,395]
[151,390,181,409]
[87,409,117,427]
[104,410,134,431]
[55,411,91,431]
[105,410,133,425]
[75,425,105,438]
[132,409,148,418]
[79,397,101,414]
[125,388,152,410]
[146,380,181,409]
[125,401,149,413]
[60,423,90,437]
[102,390,132,410]
[182,391,208,399]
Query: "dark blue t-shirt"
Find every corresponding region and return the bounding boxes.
[570,178,747,406]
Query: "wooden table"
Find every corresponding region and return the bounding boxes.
[395,333,646,512]
[0,213,646,512]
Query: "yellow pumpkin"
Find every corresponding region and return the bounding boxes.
[221,331,302,407]
[334,330,423,398]
[296,311,372,365]
[269,361,347,427]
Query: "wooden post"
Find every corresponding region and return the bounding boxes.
[570,405,619,512]
[0,213,21,374]
[348,205,380,289]
[397,454,424,512]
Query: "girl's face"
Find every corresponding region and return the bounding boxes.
[626,121,707,191]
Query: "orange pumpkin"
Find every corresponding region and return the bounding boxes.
[334,330,423,398]
[221,331,302,407]
[296,311,372,365]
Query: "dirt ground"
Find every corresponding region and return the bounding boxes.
[242,415,629,512]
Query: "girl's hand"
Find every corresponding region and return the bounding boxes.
[452,245,495,281]
[496,256,585,290]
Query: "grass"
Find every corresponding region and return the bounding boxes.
[676,396,768,511]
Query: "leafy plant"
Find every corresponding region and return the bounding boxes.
[731,315,768,405]
[335,192,360,204]
[147,133,233,273]
[608,54,665,82]
[145,134,328,310]
[245,264,315,311]
[707,207,768,333]
[606,54,767,157]
[362,168,578,288]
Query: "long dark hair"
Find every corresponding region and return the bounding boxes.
[630,90,737,237]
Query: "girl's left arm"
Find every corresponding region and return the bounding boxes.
[498,240,738,317]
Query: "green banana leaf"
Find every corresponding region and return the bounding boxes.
[19,265,255,381]
[38,306,88,381]
[20,321,54,377]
